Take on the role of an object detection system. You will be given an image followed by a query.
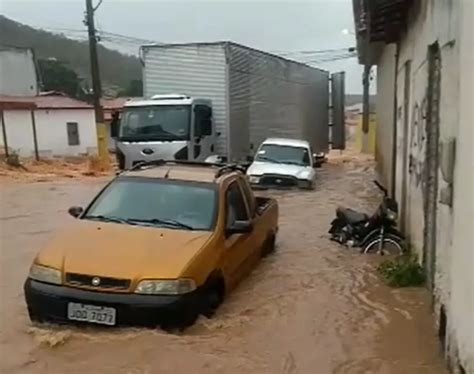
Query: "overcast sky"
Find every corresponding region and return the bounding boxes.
[1,0,365,93]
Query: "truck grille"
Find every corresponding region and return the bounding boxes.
[65,273,131,291]
[260,175,297,187]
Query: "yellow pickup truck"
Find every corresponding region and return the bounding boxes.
[24,161,279,329]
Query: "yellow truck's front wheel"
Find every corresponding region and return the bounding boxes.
[201,277,225,319]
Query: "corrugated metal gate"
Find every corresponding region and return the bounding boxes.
[331,72,346,150]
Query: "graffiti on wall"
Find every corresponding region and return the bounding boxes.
[409,95,428,190]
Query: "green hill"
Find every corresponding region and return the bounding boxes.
[0,15,141,91]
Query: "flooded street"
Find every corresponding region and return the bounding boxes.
[0,160,447,374]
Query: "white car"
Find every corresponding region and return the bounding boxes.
[246,138,317,189]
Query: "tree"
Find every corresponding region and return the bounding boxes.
[38,58,81,97]
[119,79,143,97]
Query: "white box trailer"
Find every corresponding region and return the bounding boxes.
[140,42,344,162]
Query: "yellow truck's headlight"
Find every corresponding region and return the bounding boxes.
[29,264,62,285]
[134,279,197,295]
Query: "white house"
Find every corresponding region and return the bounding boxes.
[0,93,98,158]
[352,1,473,373]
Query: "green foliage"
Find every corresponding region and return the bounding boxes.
[118,79,143,97]
[0,15,141,89]
[38,59,81,98]
[377,254,425,287]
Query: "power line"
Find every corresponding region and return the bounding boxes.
[92,0,103,12]
[32,23,357,63]
[36,25,159,45]
[98,30,159,45]
[273,47,355,56]
[305,54,357,66]
[303,52,357,63]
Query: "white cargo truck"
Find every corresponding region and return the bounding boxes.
[115,42,345,169]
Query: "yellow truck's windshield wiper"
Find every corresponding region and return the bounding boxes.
[85,215,195,230]
[85,215,132,225]
[127,218,195,230]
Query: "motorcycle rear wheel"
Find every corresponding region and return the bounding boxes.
[362,234,404,256]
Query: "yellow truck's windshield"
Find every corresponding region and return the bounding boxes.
[84,177,217,231]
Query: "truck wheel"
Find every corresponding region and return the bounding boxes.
[179,308,199,329]
[202,279,224,318]
[27,308,43,323]
[261,235,276,257]
[162,307,199,332]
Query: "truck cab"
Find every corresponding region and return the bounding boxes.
[115,94,215,169]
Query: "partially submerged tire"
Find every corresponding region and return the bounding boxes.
[362,234,405,256]
[261,235,276,257]
[27,308,43,324]
[161,307,199,332]
[201,279,224,319]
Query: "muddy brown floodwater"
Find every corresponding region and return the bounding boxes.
[0,161,447,374]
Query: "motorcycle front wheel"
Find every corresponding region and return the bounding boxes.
[362,234,404,256]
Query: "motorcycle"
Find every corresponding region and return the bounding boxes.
[329,180,405,255]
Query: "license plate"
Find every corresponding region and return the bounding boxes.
[67,302,116,326]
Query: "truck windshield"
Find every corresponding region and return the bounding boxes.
[119,105,191,141]
[255,144,311,166]
[83,178,217,231]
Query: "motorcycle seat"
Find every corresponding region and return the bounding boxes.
[336,207,369,224]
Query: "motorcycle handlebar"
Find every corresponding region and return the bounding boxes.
[373,180,388,196]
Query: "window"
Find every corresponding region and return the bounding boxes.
[226,182,249,226]
[119,105,191,141]
[67,122,80,146]
[255,144,310,166]
[194,105,212,137]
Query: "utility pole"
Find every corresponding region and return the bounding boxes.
[85,0,109,168]
[361,64,371,153]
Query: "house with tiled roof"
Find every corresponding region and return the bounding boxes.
[0,45,98,158]
[0,91,97,158]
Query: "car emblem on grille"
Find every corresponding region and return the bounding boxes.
[91,277,101,286]
[141,148,154,155]
[276,179,282,184]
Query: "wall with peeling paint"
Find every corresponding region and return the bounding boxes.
[449,1,474,372]
[396,0,465,371]
[373,0,472,372]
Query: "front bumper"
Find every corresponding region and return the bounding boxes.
[24,279,202,327]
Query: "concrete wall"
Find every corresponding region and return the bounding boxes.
[0,48,38,96]
[1,109,97,157]
[372,0,472,372]
[0,110,34,157]
[374,45,396,190]
[395,0,459,339]
[448,1,474,372]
